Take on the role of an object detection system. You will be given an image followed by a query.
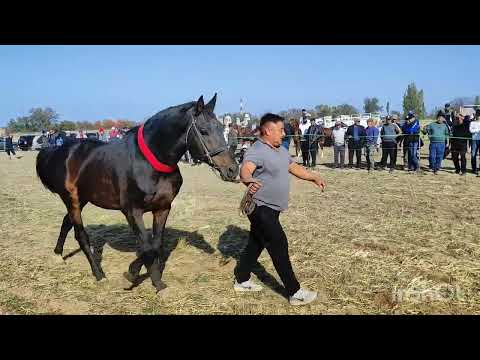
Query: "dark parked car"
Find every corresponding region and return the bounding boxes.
[86,132,98,139]
[17,135,36,150]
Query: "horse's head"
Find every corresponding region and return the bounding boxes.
[186,94,239,181]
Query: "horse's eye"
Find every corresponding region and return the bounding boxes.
[199,128,208,135]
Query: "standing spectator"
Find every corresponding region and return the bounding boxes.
[365,119,379,172]
[299,109,311,166]
[443,104,454,160]
[40,130,49,149]
[282,119,294,151]
[78,129,86,140]
[331,121,346,169]
[422,111,450,175]
[109,127,119,140]
[228,123,239,156]
[48,129,56,147]
[463,115,473,153]
[346,118,366,169]
[55,134,64,147]
[99,128,107,142]
[402,112,421,172]
[451,114,470,175]
[444,103,455,129]
[4,134,19,160]
[469,108,480,176]
[397,113,409,169]
[305,118,322,168]
[380,116,401,173]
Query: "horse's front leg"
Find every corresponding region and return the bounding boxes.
[122,209,152,284]
[149,207,171,292]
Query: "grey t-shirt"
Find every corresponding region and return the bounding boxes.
[242,138,293,211]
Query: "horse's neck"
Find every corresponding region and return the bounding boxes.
[143,117,188,166]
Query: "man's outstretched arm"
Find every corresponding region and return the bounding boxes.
[288,163,326,191]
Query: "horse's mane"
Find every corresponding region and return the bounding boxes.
[147,101,196,123]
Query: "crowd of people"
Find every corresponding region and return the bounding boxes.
[286,105,480,176]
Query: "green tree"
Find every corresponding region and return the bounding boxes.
[475,96,480,106]
[58,120,76,131]
[363,97,383,113]
[6,107,60,132]
[402,82,426,118]
[314,104,332,117]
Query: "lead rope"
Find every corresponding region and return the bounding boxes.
[239,185,256,217]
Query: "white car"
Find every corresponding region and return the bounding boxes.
[31,135,48,150]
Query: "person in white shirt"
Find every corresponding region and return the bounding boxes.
[469,108,480,176]
[299,109,311,166]
[331,121,347,168]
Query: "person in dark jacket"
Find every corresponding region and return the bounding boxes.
[402,112,421,172]
[451,114,470,175]
[380,116,401,172]
[282,120,294,151]
[346,118,366,168]
[305,118,322,168]
[4,134,18,159]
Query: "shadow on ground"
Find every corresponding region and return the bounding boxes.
[61,224,216,289]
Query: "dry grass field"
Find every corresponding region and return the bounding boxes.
[1,146,479,314]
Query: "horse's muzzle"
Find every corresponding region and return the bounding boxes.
[220,163,239,182]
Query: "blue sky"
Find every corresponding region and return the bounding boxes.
[0,45,479,126]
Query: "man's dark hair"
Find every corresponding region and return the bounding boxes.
[260,113,284,127]
[259,113,284,135]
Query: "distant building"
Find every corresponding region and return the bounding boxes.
[459,105,477,118]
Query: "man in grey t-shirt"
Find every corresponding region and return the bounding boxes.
[234,113,327,306]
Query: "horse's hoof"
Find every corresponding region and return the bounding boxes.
[153,281,167,293]
[123,272,139,285]
[51,254,66,265]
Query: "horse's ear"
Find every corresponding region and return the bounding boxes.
[205,93,217,113]
[195,95,205,115]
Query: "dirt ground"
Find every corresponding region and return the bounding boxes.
[0,147,479,314]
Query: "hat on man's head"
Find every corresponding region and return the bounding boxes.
[406,113,415,120]
[437,110,446,118]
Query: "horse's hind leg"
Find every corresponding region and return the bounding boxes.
[66,193,106,281]
[54,200,87,257]
[54,214,73,256]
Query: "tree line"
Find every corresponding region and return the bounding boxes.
[6,107,137,133]
[7,82,479,133]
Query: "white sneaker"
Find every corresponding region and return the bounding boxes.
[234,277,263,292]
[289,288,317,306]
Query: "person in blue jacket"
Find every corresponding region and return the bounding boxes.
[401,112,421,172]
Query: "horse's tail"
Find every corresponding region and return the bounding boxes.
[36,140,78,194]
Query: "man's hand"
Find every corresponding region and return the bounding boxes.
[289,163,326,192]
[313,174,326,192]
[247,179,262,195]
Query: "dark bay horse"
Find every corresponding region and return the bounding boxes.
[36,94,239,291]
